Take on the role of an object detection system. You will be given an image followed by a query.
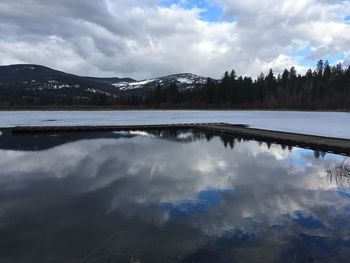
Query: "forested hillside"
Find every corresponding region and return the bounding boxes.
[118,60,350,110]
[1,60,349,109]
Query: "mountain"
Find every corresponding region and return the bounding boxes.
[0,64,133,93]
[0,64,211,106]
[113,73,208,94]
[83,76,136,85]
[0,64,131,105]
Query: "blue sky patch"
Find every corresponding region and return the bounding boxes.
[285,46,312,58]
[160,0,225,22]
[284,45,346,68]
[322,53,346,65]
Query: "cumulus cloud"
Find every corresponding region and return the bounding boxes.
[0,0,349,79]
[217,0,350,72]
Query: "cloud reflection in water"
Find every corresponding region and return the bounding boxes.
[0,129,349,262]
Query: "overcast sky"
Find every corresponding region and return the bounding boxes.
[0,0,349,79]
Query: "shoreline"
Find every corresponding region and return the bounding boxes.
[0,107,349,113]
[8,123,350,156]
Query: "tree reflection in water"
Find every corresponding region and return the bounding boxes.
[0,128,350,262]
[326,158,350,190]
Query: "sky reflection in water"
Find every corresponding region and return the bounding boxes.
[0,129,349,262]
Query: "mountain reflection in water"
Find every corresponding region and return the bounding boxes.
[0,129,349,263]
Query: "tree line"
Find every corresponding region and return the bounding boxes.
[2,60,349,109]
[116,60,350,110]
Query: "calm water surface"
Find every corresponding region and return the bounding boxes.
[0,129,349,262]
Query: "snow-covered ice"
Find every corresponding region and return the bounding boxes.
[0,110,349,139]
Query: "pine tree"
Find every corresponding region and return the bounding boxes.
[289,67,297,80]
[282,69,289,83]
[323,60,332,81]
[316,60,324,78]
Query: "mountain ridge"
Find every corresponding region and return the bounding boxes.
[0,64,210,93]
[0,64,212,105]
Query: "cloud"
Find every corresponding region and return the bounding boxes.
[0,0,349,79]
[216,0,350,70]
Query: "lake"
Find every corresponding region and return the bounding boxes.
[0,128,349,262]
[0,110,350,138]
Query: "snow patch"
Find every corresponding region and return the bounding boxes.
[113,79,155,90]
[176,77,193,84]
[129,79,154,86]
[111,74,208,91]
[112,82,130,88]
[86,88,111,96]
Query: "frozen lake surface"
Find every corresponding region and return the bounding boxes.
[0,110,349,139]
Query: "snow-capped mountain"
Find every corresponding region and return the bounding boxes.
[112,73,209,93]
[0,64,212,105]
[0,65,209,94]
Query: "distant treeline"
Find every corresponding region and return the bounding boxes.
[117,60,350,110]
[2,60,350,110]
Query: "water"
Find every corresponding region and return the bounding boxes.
[0,110,350,138]
[0,128,349,262]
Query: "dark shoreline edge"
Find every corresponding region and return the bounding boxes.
[0,107,349,112]
[8,123,350,156]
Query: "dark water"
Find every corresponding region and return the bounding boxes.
[0,129,349,263]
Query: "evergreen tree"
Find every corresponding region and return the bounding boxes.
[316,60,324,78]
[289,67,297,80]
[323,60,332,81]
[305,69,313,79]
[281,69,289,84]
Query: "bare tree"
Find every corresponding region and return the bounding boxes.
[326,158,350,190]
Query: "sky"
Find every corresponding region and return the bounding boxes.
[0,0,349,80]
